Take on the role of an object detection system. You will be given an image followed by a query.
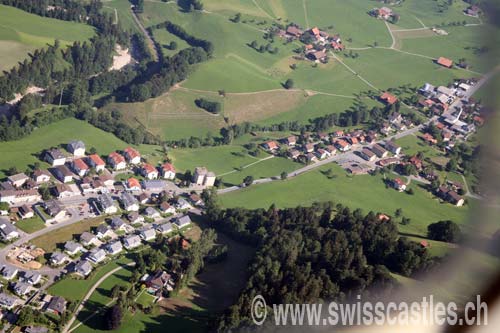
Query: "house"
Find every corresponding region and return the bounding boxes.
[44,200,67,221]
[174,215,192,228]
[144,207,160,219]
[67,140,85,157]
[126,178,141,192]
[334,139,351,152]
[0,189,41,205]
[465,5,480,17]
[50,252,69,266]
[80,231,99,247]
[437,57,453,68]
[315,149,329,160]
[332,130,344,138]
[110,217,127,231]
[54,183,76,199]
[286,25,303,38]
[1,266,18,280]
[0,293,20,309]
[176,198,192,210]
[408,155,423,170]
[127,212,145,224]
[373,7,393,20]
[331,41,344,51]
[71,158,89,177]
[106,241,123,255]
[107,152,126,170]
[283,136,297,146]
[123,147,141,164]
[46,296,66,315]
[192,167,216,187]
[95,224,113,239]
[325,145,337,155]
[24,326,49,333]
[18,204,34,219]
[8,173,29,188]
[137,193,149,205]
[309,50,327,62]
[262,141,279,151]
[306,152,318,163]
[12,281,31,296]
[384,141,402,155]
[64,241,83,256]
[422,133,437,145]
[87,154,106,172]
[159,202,176,215]
[52,165,73,183]
[141,163,158,180]
[371,144,388,158]
[189,193,203,206]
[74,260,93,277]
[44,149,66,166]
[388,112,402,124]
[120,192,139,212]
[123,234,142,249]
[156,222,173,235]
[288,149,301,159]
[0,219,19,241]
[87,248,107,264]
[98,193,117,214]
[303,143,315,153]
[139,227,156,241]
[447,190,464,207]
[347,137,359,145]
[380,92,398,105]
[145,270,171,293]
[161,163,176,180]
[360,148,376,161]
[392,178,407,192]
[32,169,51,183]
[142,180,167,192]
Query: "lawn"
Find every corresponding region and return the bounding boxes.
[219,164,474,237]
[0,118,128,179]
[0,4,95,72]
[31,217,106,252]
[14,216,46,234]
[101,0,142,34]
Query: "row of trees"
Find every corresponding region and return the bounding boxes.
[194,98,221,113]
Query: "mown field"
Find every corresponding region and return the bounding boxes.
[0,4,95,72]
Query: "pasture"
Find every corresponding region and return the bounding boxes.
[0,4,95,72]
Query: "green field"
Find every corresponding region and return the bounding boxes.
[101,0,141,34]
[14,216,46,233]
[0,4,95,72]
[0,118,128,179]
[220,164,473,237]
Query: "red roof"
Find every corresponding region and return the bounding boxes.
[89,154,105,166]
[108,152,125,164]
[336,139,349,148]
[124,147,140,159]
[162,163,175,172]
[128,178,140,188]
[73,158,89,170]
[265,141,279,150]
[420,240,429,248]
[394,178,405,186]
[142,163,157,174]
[305,44,313,50]
[311,27,320,36]
[380,92,398,105]
[437,57,453,68]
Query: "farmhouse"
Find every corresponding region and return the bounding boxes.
[8,173,29,188]
[87,154,106,172]
[161,163,176,180]
[286,25,303,38]
[44,149,66,166]
[67,140,85,157]
[380,92,398,105]
[123,147,141,164]
[141,163,158,180]
[308,50,327,62]
[437,57,453,68]
[262,140,279,151]
[107,152,126,170]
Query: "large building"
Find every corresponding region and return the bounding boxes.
[192,167,216,187]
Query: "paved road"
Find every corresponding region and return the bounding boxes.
[63,262,136,333]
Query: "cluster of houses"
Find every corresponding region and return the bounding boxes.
[369,7,398,22]
[280,24,344,62]
[436,182,465,207]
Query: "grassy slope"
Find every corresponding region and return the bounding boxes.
[0,4,95,72]
[101,0,141,33]
[0,118,127,178]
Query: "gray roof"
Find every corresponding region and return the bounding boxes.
[110,217,125,229]
[13,281,31,295]
[157,222,173,233]
[47,148,65,160]
[80,232,96,244]
[7,173,29,183]
[44,200,65,216]
[123,235,141,247]
[175,215,192,227]
[25,326,49,333]
[0,219,18,238]
[139,227,156,239]
[121,192,138,207]
[96,224,109,235]
[68,140,85,151]
[144,207,159,217]
[64,241,82,253]
[142,180,167,190]
[106,241,123,253]
[2,266,18,278]
[24,271,42,284]
[127,212,143,223]
[74,260,92,275]
[50,252,68,263]
[47,295,66,313]
[88,248,106,261]
[0,292,19,307]
[98,193,115,209]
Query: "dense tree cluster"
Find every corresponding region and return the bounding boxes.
[154,21,214,55]
[194,98,221,113]
[428,220,462,243]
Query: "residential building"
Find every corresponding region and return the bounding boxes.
[123,147,141,164]
[145,270,171,293]
[380,92,398,105]
[123,234,142,249]
[175,198,192,210]
[18,204,34,219]
[44,149,66,166]
[71,158,89,177]
[110,217,127,231]
[44,200,67,221]
[54,183,77,199]
[139,227,156,241]
[46,296,66,315]
[98,193,117,214]
[161,163,176,180]
[283,136,297,146]
[64,241,83,256]
[144,207,160,219]
[142,180,167,192]
[95,224,113,239]
[126,178,141,192]
[127,212,144,224]
[437,57,453,68]
[174,215,191,228]
[0,218,19,241]
[141,163,158,180]
[32,169,51,183]
[159,202,175,215]
[52,165,73,183]
[67,140,85,157]
[50,252,69,266]
[80,232,98,247]
[1,266,18,280]
[262,141,279,151]
[334,139,351,152]
[12,281,31,296]
[106,241,123,255]
[120,192,139,212]
[107,152,126,170]
[156,222,173,234]
[0,189,41,205]
[392,178,407,192]
[0,293,20,310]
[138,193,149,204]
[192,167,216,187]
[24,272,42,285]
[87,154,106,172]
[87,248,107,264]
[7,173,29,188]
[74,260,93,277]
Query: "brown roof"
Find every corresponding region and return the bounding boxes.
[437,57,453,68]
[380,92,398,105]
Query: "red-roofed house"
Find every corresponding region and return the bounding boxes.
[392,178,406,192]
[87,154,106,172]
[331,41,344,51]
[334,139,351,152]
[72,159,90,177]
[408,155,423,170]
[437,57,453,68]
[108,152,126,170]
[422,133,437,145]
[141,164,158,180]
[311,27,320,37]
[123,147,141,164]
[380,92,398,105]
[262,141,279,151]
[127,178,141,191]
[161,163,176,180]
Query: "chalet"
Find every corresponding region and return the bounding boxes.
[106,241,123,255]
[71,159,89,177]
[408,155,423,170]
[98,193,117,214]
[144,207,160,219]
[123,234,142,249]
[110,216,127,231]
[8,173,29,188]
[380,92,398,105]
[262,140,279,151]
[80,231,98,247]
[388,112,402,124]
[87,154,106,172]
[331,41,344,51]
[52,165,73,183]
[334,139,351,152]
[360,148,376,162]
[88,248,107,264]
[437,57,453,68]
[50,252,69,266]
[159,202,176,215]
[161,163,176,180]
[1,266,18,280]
[325,145,337,155]
[447,190,464,207]
[192,167,216,187]
[0,219,19,241]
[306,152,317,163]
[64,241,83,256]
[156,222,173,235]
[44,149,66,166]
[384,141,401,155]
[392,178,406,192]
[18,204,34,219]
[347,137,359,145]
[123,147,141,164]
[67,140,85,157]
[372,7,393,20]
[283,136,297,146]
[46,296,66,315]
[315,149,329,160]
[174,215,191,228]
[371,144,388,158]
[107,152,126,170]
[32,169,51,183]
[74,260,92,277]
[139,227,156,241]
[308,50,327,62]
[141,163,158,180]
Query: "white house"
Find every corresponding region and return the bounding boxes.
[106,241,123,255]
[123,235,142,250]
[123,147,141,165]
[161,163,176,180]
[45,149,66,166]
[0,218,19,241]
[67,140,86,157]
